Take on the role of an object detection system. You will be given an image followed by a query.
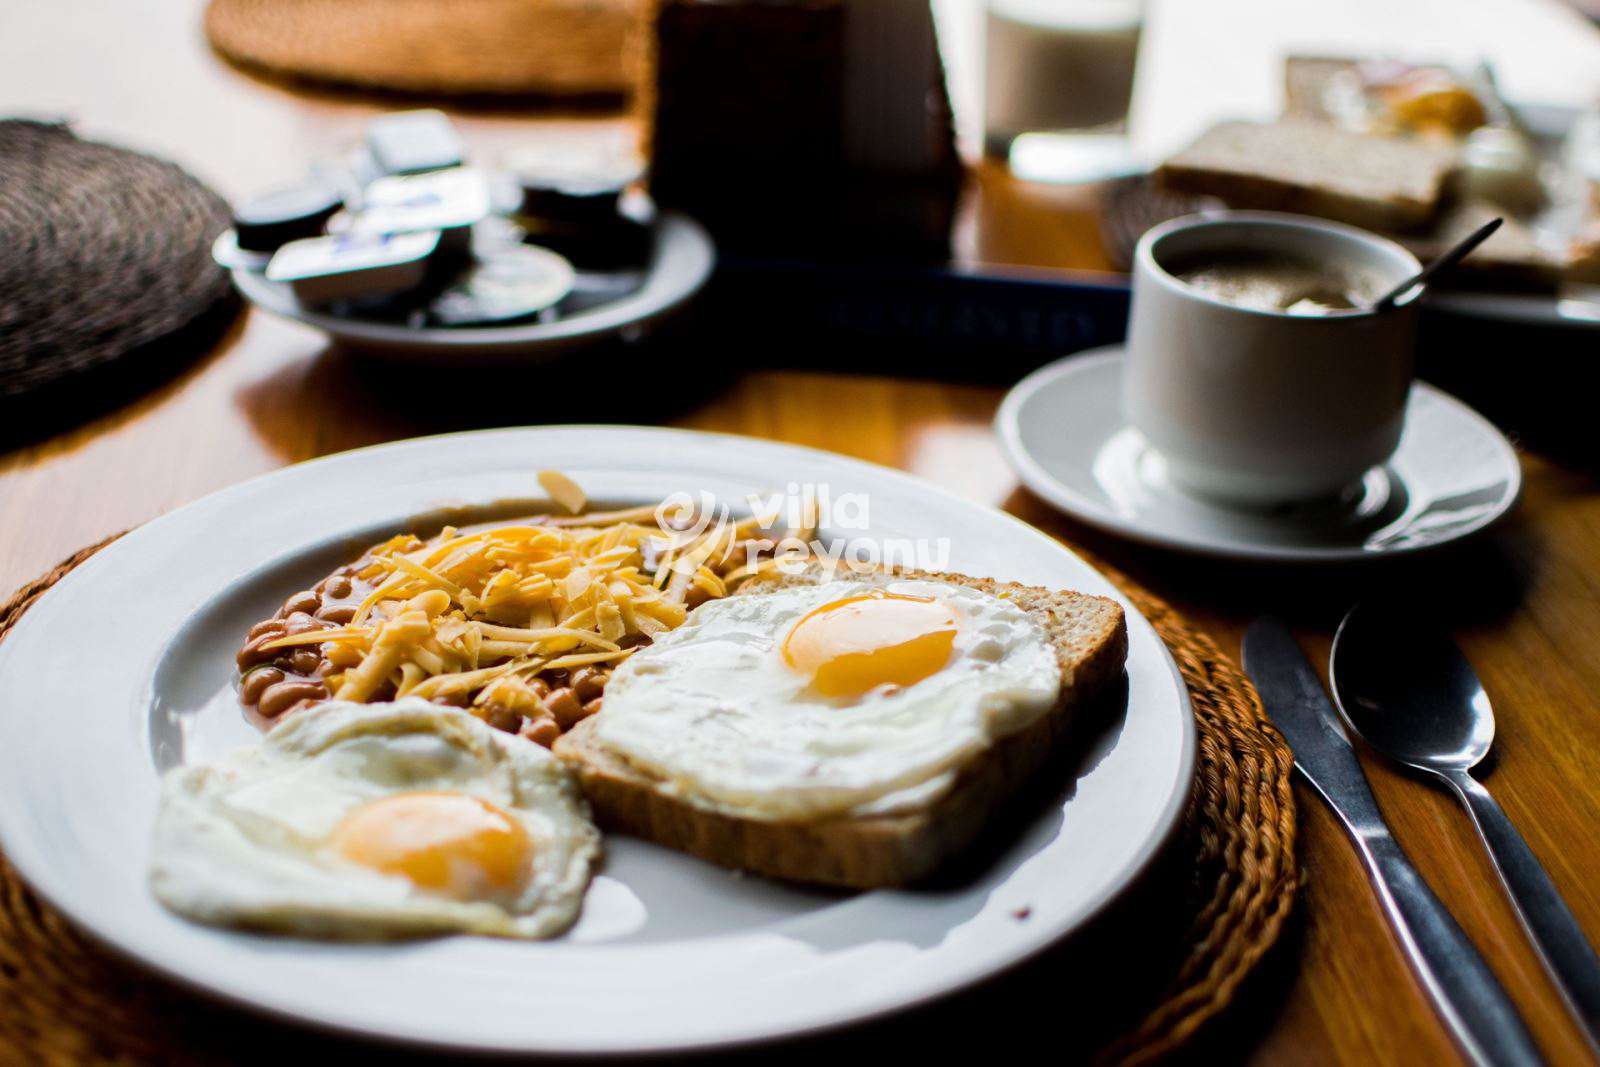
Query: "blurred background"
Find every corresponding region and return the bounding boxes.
[4,0,1600,446]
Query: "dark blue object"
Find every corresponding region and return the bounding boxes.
[707,257,1131,379]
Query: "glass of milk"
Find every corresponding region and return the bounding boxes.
[983,0,1144,183]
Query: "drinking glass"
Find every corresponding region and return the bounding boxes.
[982,0,1144,183]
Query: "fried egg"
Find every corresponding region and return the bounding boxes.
[151,699,599,939]
[588,574,1063,821]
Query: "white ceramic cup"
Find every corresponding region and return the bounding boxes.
[1124,211,1422,507]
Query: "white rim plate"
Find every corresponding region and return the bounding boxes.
[1426,284,1600,328]
[230,212,714,362]
[996,349,1522,563]
[0,426,1194,1055]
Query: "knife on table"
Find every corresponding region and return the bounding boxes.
[1242,617,1544,1067]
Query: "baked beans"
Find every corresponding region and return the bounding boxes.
[236,537,635,741]
[518,715,560,747]
[239,666,284,705]
[317,604,358,625]
[236,563,379,724]
[258,679,330,719]
[571,667,606,704]
[282,590,320,617]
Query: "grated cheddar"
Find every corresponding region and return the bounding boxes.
[242,483,811,741]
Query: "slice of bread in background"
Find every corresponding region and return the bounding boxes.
[1392,199,1568,292]
[1158,120,1455,232]
[555,565,1127,889]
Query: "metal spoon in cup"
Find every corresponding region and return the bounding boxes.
[1371,217,1503,312]
[1331,602,1600,1051]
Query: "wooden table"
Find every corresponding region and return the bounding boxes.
[4,1,1600,1063]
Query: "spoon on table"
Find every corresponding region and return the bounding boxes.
[1372,217,1504,312]
[1331,602,1600,1052]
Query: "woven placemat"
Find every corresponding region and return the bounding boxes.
[0,536,1297,1064]
[204,0,641,99]
[0,121,235,407]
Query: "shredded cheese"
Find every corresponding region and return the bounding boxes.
[538,469,588,514]
[262,481,810,724]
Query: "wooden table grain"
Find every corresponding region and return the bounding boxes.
[4,1,1600,1064]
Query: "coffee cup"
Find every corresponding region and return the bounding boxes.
[1123,211,1422,507]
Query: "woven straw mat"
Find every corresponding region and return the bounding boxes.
[0,121,234,403]
[205,0,642,98]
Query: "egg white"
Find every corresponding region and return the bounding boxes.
[589,575,1062,821]
[150,699,599,939]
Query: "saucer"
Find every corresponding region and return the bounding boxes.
[995,348,1521,563]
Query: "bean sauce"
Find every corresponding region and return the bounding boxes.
[236,561,377,724]
[235,553,618,739]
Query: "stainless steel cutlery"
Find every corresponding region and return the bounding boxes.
[1244,617,1543,1067]
[1330,603,1600,1055]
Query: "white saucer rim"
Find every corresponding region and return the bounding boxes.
[995,346,1522,564]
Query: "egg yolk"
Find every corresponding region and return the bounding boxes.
[781,591,958,698]
[330,792,532,901]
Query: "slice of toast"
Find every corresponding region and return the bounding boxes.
[554,564,1127,889]
[1157,119,1455,232]
[1390,199,1569,292]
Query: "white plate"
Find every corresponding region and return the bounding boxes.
[1426,283,1600,328]
[996,350,1521,563]
[0,426,1194,1055]
[230,212,714,363]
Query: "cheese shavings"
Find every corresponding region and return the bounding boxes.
[250,474,814,739]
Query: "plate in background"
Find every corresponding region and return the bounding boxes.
[230,212,713,363]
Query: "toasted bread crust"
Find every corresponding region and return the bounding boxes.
[1157,120,1453,232]
[554,565,1127,888]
